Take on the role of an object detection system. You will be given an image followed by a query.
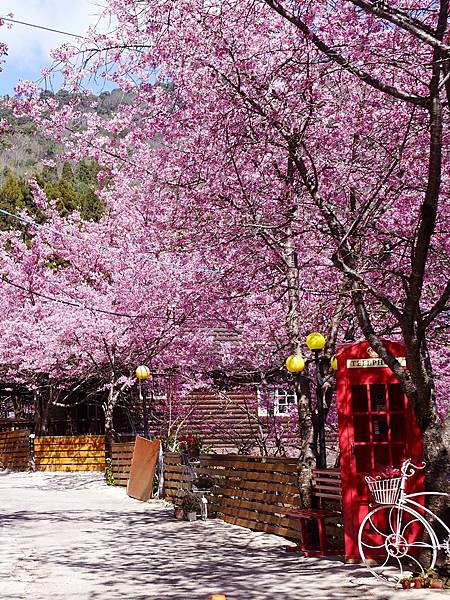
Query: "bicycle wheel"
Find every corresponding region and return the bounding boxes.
[358,504,439,586]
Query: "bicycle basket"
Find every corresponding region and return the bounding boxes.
[365,476,402,504]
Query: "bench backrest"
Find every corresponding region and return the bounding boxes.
[312,468,342,509]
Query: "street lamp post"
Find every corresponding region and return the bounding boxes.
[306,333,327,469]
[285,332,328,469]
[135,365,151,439]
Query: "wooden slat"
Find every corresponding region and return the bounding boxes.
[36,457,105,465]
[200,458,298,468]
[314,468,340,476]
[219,508,287,528]
[34,440,105,449]
[35,450,105,457]
[216,485,299,504]
[221,514,301,540]
[111,441,136,445]
[214,498,299,518]
[0,441,29,447]
[36,435,105,441]
[37,464,105,472]
[195,467,298,485]
[215,481,299,497]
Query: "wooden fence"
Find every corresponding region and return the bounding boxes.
[202,454,304,540]
[110,441,135,486]
[34,435,106,471]
[0,429,31,470]
[163,452,306,541]
[110,447,343,546]
[164,452,196,505]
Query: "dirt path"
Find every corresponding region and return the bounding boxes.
[0,471,446,600]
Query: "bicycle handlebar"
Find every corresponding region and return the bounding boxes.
[401,458,426,478]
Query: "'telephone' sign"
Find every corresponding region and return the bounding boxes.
[346,357,406,369]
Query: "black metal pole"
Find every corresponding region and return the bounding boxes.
[140,379,149,439]
[314,350,327,468]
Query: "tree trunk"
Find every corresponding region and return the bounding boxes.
[422,414,450,513]
[294,375,315,507]
[34,388,50,435]
[104,387,115,450]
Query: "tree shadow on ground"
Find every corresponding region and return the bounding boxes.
[0,473,419,600]
[0,469,105,490]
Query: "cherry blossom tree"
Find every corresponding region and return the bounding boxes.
[2,1,449,481]
[0,186,220,436]
[260,0,450,490]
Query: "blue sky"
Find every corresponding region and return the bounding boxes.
[0,0,112,95]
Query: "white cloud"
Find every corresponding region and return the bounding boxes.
[1,0,105,72]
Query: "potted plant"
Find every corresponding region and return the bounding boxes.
[417,568,444,589]
[191,475,215,491]
[400,576,412,589]
[173,505,184,520]
[181,494,199,521]
[178,433,203,461]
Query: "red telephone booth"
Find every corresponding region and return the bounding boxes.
[335,340,424,562]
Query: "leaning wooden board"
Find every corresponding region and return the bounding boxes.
[127,436,160,501]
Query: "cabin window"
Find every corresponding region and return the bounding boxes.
[257,386,297,417]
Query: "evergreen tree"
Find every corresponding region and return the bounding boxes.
[0,170,38,230]
[61,161,75,184]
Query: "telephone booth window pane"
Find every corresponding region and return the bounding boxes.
[352,385,368,412]
[388,384,404,411]
[391,444,405,468]
[390,414,406,441]
[370,384,386,411]
[355,446,372,473]
[374,446,389,470]
[371,415,388,440]
[353,415,370,442]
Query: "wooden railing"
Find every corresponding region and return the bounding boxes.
[34,435,106,472]
[0,429,31,470]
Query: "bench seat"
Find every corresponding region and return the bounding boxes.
[287,507,340,520]
[286,468,343,557]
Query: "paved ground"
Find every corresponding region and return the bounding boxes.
[0,471,447,600]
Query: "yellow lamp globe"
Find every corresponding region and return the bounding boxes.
[306,332,326,351]
[285,354,305,373]
[330,355,338,370]
[135,365,151,380]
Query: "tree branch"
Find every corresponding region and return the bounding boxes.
[349,0,450,55]
[263,0,430,106]
[423,279,450,327]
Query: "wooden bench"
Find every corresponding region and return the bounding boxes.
[286,468,343,556]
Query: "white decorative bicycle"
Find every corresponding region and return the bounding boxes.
[358,458,450,586]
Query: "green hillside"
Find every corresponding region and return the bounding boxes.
[0,89,133,227]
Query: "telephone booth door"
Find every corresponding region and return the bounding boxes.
[335,340,424,562]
